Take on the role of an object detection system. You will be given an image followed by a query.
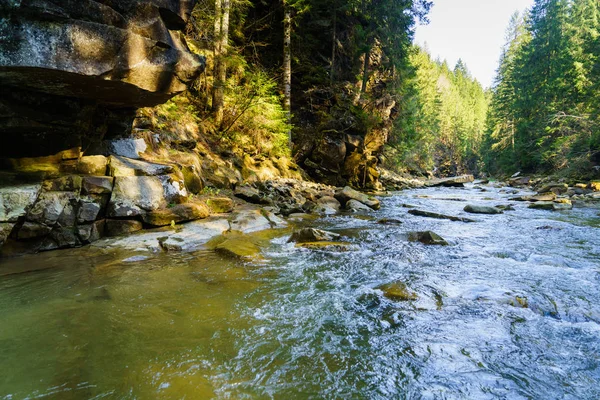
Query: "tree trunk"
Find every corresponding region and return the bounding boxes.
[213,0,230,129]
[283,0,292,146]
[360,48,370,96]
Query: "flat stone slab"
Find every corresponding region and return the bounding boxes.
[97,208,286,253]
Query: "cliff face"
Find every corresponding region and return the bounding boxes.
[0,0,205,157]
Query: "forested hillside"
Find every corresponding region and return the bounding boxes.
[385,49,488,177]
[484,0,600,178]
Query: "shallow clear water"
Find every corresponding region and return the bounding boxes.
[1,185,599,399]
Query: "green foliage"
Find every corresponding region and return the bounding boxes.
[220,67,292,157]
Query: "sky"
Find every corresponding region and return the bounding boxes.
[414,0,535,88]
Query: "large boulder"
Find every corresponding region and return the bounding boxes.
[334,186,380,210]
[141,202,210,226]
[0,0,205,157]
[107,176,176,217]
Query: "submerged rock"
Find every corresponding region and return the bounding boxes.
[408,231,449,246]
[214,234,262,259]
[464,205,503,215]
[299,241,353,251]
[528,201,555,210]
[288,228,341,243]
[377,281,418,301]
[377,218,403,225]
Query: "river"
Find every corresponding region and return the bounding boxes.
[1,183,599,399]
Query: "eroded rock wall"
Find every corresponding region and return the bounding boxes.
[0,0,205,157]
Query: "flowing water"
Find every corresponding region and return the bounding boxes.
[1,184,600,399]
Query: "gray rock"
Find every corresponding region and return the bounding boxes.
[0,1,204,108]
[408,231,448,246]
[537,182,568,195]
[107,139,147,159]
[0,184,41,222]
[56,198,78,227]
[464,205,503,215]
[377,218,403,225]
[78,201,101,224]
[27,192,74,226]
[334,186,380,210]
[109,156,174,177]
[158,175,188,204]
[107,176,169,217]
[315,196,342,214]
[346,199,372,212]
[530,193,556,202]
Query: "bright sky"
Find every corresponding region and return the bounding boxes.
[414,0,535,88]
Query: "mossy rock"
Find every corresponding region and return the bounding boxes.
[206,197,234,213]
[377,281,418,301]
[215,238,262,259]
